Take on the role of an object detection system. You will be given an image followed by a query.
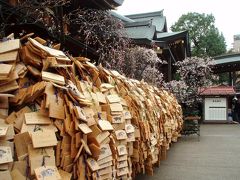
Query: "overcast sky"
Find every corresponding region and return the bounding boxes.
[116,0,239,50]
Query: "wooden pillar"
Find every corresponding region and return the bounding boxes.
[168,57,172,82]
[229,71,236,86]
[167,46,176,82]
[233,71,236,86]
[229,72,232,86]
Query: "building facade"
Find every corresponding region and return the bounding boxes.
[233,34,240,52]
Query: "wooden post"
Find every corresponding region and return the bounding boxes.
[229,72,232,86]
[233,71,236,86]
[168,57,172,81]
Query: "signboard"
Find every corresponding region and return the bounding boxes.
[204,97,227,121]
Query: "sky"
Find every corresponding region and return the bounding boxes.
[115,0,240,50]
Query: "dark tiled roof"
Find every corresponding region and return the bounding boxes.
[78,0,124,9]
[126,10,167,32]
[125,10,164,19]
[214,53,240,65]
[110,11,134,23]
[112,10,191,59]
[124,24,156,41]
[125,20,152,28]
[157,31,188,41]
[213,53,240,73]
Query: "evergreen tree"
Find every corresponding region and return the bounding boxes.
[171,12,226,57]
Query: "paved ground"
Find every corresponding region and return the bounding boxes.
[137,124,240,180]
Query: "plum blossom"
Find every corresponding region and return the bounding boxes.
[122,46,164,87]
[165,56,216,106]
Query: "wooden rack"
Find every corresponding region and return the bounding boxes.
[181,116,200,141]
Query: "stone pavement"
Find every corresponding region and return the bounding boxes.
[137,124,240,180]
